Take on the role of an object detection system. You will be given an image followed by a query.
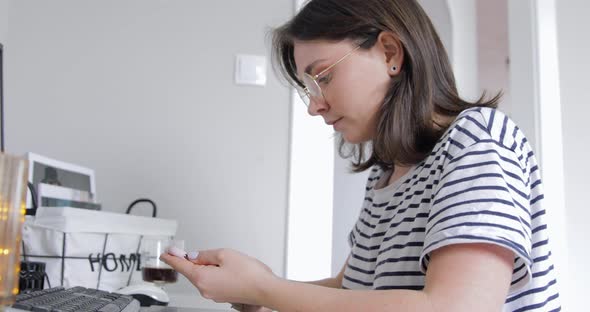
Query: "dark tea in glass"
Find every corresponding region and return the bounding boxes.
[142,267,178,283]
[140,238,184,286]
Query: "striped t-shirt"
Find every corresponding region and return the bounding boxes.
[343,107,560,311]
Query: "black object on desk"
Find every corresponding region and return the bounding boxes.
[19,261,47,292]
[10,286,140,312]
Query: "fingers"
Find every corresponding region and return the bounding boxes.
[166,246,187,258]
[230,303,269,312]
[193,248,227,266]
[166,248,225,267]
[186,251,199,260]
[159,252,196,277]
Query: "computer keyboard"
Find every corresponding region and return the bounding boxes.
[7,286,140,312]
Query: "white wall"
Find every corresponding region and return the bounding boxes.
[419,0,453,59]
[285,0,335,282]
[287,93,335,281]
[556,0,590,309]
[446,0,479,101]
[508,0,571,309]
[0,0,8,44]
[535,0,570,308]
[507,1,540,151]
[476,0,511,115]
[4,0,292,309]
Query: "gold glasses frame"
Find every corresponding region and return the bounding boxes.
[297,42,365,107]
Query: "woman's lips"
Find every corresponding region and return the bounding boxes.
[331,118,343,130]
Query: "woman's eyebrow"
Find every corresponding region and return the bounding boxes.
[305,59,326,75]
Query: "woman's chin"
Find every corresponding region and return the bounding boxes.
[341,132,367,144]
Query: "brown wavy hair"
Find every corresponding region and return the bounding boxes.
[271,0,500,172]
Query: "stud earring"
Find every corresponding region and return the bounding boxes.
[391,65,397,72]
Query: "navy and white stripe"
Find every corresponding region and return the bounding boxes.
[342,107,560,311]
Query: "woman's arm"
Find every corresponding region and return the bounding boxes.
[161,243,513,312]
[261,244,513,312]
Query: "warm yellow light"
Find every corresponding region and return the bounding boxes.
[3,249,9,255]
[12,287,19,295]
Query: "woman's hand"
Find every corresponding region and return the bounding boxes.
[160,248,277,307]
[230,303,273,312]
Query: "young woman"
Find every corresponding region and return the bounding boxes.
[161,0,561,311]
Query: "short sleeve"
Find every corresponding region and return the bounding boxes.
[420,140,533,293]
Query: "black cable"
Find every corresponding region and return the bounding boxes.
[22,240,28,262]
[126,198,157,217]
[44,272,52,289]
[26,182,38,216]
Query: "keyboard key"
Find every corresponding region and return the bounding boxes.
[12,302,33,310]
[98,303,122,312]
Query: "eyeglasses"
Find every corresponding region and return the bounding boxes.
[296,42,365,107]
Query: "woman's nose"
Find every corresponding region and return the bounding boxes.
[307,96,328,116]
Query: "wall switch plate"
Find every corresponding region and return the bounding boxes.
[235,54,267,86]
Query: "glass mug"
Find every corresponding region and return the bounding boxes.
[140,238,184,286]
[0,153,29,307]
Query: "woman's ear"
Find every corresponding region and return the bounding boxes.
[376,31,404,76]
